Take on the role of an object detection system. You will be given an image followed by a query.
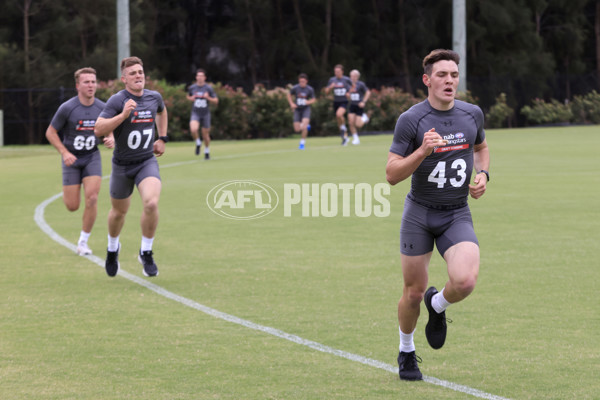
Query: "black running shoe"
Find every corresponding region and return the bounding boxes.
[138,249,159,277]
[105,245,120,277]
[204,152,210,160]
[425,286,448,349]
[195,144,200,155]
[397,351,423,381]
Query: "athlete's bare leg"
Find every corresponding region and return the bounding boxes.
[201,127,211,149]
[137,176,161,238]
[108,197,131,238]
[62,184,81,212]
[81,175,101,233]
[442,241,479,303]
[398,252,432,334]
[190,120,200,142]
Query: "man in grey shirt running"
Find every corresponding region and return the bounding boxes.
[45,67,114,256]
[187,68,218,159]
[386,49,490,381]
[95,56,169,278]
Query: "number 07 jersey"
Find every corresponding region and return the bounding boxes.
[99,89,165,164]
[389,99,486,207]
[50,96,106,156]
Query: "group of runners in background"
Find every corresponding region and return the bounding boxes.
[288,64,371,149]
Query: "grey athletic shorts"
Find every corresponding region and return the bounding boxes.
[190,111,211,128]
[293,107,311,122]
[109,157,161,199]
[400,195,478,257]
[61,150,102,186]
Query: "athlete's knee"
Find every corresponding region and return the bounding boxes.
[451,272,478,296]
[63,196,80,212]
[403,284,426,305]
[65,201,79,212]
[85,192,98,209]
[143,197,159,215]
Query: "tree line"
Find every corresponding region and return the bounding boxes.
[1,0,599,143]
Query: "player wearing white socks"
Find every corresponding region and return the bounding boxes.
[346,69,371,145]
[45,67,115,257]
[387,49,490,381]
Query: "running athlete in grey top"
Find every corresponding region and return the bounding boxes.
[98,88,165,164]
[386,49,490,382]
[95,56,168,279]
[186,69,219,158]
[325,64,353,144]
[347,69,371,145]
[287,73,316,149]
[45,67,114,256]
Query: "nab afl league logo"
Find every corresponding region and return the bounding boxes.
[206,180,279,220]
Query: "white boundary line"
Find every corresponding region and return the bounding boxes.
[33,153,511,400]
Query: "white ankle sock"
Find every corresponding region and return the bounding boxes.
[195,138,201,146]
[204,147,210,154]
[432,288,451,313]
[399,327,416,353]
[141,236,154,252]
[78,230,90,244]
[107,235,119,252]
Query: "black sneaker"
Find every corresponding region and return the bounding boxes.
[424,286,448,349]
[397,351,422,381]
[138,249,159,277]
[195,144,200,155]
[204,152,210,160]
[105,245,120,277]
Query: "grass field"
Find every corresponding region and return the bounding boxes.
[1,126,599,400]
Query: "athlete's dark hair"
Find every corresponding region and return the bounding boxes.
[120,56,143,74]
[74,67,96,84]
[196,68,206,75]
[422,49,460,75]
[334,64,344,71]
[298,73,308,80]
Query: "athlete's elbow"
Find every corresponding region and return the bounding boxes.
[386,171,401,186]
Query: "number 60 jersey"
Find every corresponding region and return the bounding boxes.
[99,89,165,165]
[50,96,106,156]
[390,99,486,208]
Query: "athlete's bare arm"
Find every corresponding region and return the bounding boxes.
[386,128,447,185]
[45,125,77,167]
[153,107,169,157]
[287,92,297,109]
[469,139,490,199]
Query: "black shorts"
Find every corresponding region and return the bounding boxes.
[61,150,102,186]
[348,104,364,116]
[333,101,348,113]
[400,195,478,257]
[109,157,161,199]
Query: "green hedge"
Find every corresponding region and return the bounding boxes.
[97,78,600,139]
